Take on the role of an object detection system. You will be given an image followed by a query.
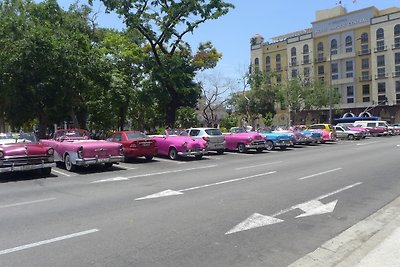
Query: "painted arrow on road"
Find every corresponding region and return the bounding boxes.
[225,182,362,235]
[135,171,277,201]
[295,200,338,218]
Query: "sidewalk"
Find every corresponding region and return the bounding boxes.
[289,195,400,267]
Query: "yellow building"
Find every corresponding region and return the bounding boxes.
[250,5,400,125]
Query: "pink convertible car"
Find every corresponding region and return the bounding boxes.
[224,127,266,153]
[41,129,124,171]
[151,129,207,160]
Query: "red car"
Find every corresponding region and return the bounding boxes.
[0,132,56,176]
[109,131,158,161]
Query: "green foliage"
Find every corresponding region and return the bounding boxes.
[175,107,199,128]
[220,115,239,130]
[263,112,274,127]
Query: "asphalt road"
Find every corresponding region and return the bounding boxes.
[1,136,400,267]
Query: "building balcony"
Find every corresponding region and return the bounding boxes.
[358,49,371,56]
[393,71,400,78]
[332,77,354,85]
[392,43,400,50]
[359,75,372,82]
[374,46,388,53]
[375,73,388,79]
[314,57,326,63]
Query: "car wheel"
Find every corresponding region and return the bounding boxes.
[169,148,178,160]
[41,167,52,176]
[217,149,225,155]
[347,134,355,140]
[320,140,326,144]
[195,154,203,159]
[64,154,76,172]
[265,140,274,151]
[237,143,247,153]
[256,147,264,153]
[145,156,153,161]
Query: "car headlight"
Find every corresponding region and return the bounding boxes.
[47,148,54,155]
[0,151,3,158]
[182,141,188,148]
[77,146,83,159]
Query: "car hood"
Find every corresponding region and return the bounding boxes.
[0,142,50,157]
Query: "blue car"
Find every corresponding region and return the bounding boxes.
[300,129,323,144]
[257,128,293,151]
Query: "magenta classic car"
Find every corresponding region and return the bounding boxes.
[224,127,266,153]
[41,129,124,171]
[0,132,56,175]
[151,129,207,160]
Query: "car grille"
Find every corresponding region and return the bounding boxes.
[251,140,266,146]
[2,156,53,167]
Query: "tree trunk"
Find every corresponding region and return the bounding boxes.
[38,111,48,139]
[165,87,178,127]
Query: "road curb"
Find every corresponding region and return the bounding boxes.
[288,196,400,267]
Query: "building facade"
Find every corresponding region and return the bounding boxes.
[250,5,400,125]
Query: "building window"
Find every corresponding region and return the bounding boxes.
[361,32,368,43]
[266,56,270,64]
[276,54,281,71]
[361,71,370,81]
[363,96,370,102]
[303,45,309,64]
[395,25,400,49]
[395,53,400,65]
[376,28,385,52]
[395,53,400,77]
[330,39,338,55]
[362,84,370,95]
[254,58,259,65]
[345,36,352,53]
[396,81,400,104]
[378,82,386,94]
[318,65,324,75]
[345,60,353,78]
[266,56,271,72]
[317,42,324,62]
[361,58,369,69]
[291,47,297,66]
[347,85,354,103]
[331,62,338,80]
[304,67,310,78]
[277,74,282,83]
[377,55,386,79]
[378,95,387,102]
[291,69,298,78]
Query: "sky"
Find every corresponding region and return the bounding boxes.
[58,0,400,82]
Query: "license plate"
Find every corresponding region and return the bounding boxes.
[97,158,108,163]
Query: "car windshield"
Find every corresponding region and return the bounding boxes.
[126,132,148,139]
[342,126,351,130]
[54,129,89,139]
[230,127,247,133]
[0,132,38,143]
[205,129,222,136]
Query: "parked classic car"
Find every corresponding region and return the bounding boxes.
[151,129,207,160]
[224,127,266,153]
[108,131,157,161]
[353,121,388,137]
[273,128,307,146]
[336,123,369,138]
[334,125,365,140]
[185,128,226,154]
[257,128,292,151]
[308,124,337,143]
[41,129,124,171]
[0,132,55,175]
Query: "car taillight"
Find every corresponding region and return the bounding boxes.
[0,151,3,158]
[202,137,210,142]
[77,146,83,159]
[47,148,54,155]
[119,145,124,156]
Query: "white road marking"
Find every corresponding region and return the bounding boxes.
[0,229,99,255]
[356,141,379,146]
[91,165,218,183]
[155,157,186,164]
[51,169,71,177]
[117,164,138,170]
[226,182,362,234]
[225,213,284,235]
[298,168,342,180]
[295,200,338,218]
[235,161,283,170]
[224,152,255,156]
[93,177,130,183]
[135,171,277,200]
[0,198,56,209]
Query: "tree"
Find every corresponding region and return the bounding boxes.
[175,107,199,128]
[197,72,232,127]
[0,0,102,137]
[98,0,234,126]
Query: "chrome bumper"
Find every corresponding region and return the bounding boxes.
[0,162,56,173]
[178,149,206,157]
[75,156,124,166]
